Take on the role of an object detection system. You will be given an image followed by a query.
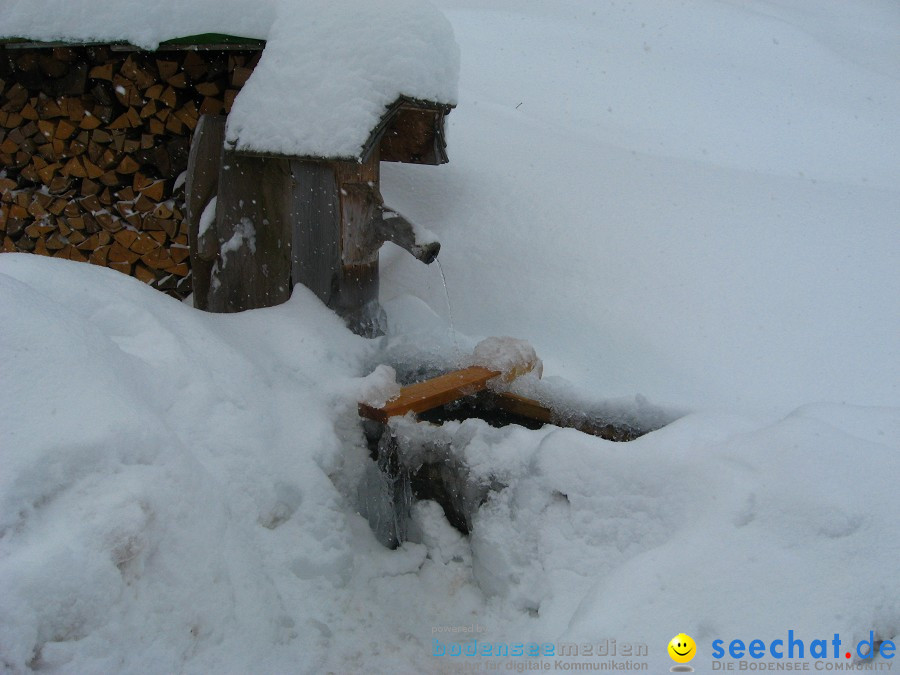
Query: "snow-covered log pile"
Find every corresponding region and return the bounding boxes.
[0,46,262,297]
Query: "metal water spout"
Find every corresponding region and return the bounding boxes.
[186,96,454,328]
[187,100,453,332]
[335,182,440,337]
[377,207,440,265]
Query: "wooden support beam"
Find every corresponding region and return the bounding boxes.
[205,151,293,313]
[289,160,340,306]
[490,392,554,424]
[491,391,643,441]
[359,366,501,424]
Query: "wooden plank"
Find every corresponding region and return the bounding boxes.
[289,160,340,305]
[332,153,387,335]
[491,392,554,424]
[358,366,501,424]
[205,151,293,313]
[491,392,643,441]
[186,115,225,229]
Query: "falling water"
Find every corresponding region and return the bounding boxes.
[358,430,412,548]
[435,259,461,360]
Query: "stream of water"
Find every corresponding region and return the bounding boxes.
[435,259,461,360]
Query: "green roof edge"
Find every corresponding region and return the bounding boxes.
[159,33,265,47]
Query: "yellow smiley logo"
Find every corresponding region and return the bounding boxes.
[668,633,696,663]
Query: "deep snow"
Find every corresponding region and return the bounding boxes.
[382,0,899,413]
[2,1,899,673]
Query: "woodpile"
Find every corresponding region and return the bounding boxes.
[0,44,262,297]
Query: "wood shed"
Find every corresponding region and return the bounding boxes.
[1,1,460,334]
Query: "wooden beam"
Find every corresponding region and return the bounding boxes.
[359,366,501,424]
[289,160,340,305]
[491,391,643,441]
[379,105,448,165]
[206,152,293,312]
[490,392,554,424]
[359,96,453,165]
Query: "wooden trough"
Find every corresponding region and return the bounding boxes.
[359,365,646,442]
[359,365,501,424]
[357,357,654,544]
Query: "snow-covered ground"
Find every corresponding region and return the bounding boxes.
[383,0,899,413]
[2,1,899,673]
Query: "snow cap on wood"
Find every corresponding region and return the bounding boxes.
[224,0,459,159]
[467,336,543,384]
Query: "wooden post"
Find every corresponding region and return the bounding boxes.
[206,152,293,312]
[287,157,386,335]
[288,160,340,306]
[185,107,442,326]
[333,153,385,335]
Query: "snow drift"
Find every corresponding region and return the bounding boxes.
[1,0,899,672]
[2,254,898,673]
[0,0,460,159]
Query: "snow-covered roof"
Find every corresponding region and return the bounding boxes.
[0,0,459,160]
[225,0,458,160]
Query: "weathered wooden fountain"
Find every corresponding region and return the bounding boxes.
[186,96,450,336]
[183,70,663,548]
[357,339,664,546]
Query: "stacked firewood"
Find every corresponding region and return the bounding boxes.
[0,45,261,297]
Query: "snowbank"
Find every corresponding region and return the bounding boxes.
[0,254,375,671]
[381,0,900,412]
[2,254,899,673]
[1,0,898,672]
